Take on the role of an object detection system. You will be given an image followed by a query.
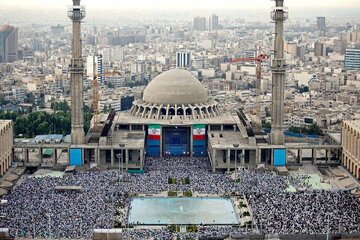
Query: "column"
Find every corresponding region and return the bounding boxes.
[313,149,317,165]
[298,148,303,164]
[111,148,114,167]
[227,149,230,172]
[26,148,29,163]
[241,149,245,166]
[159,126,163,157]
[256,148,261,164]
[39,147,43,164]
[327,148,331,163]
[94,148,99,165]
[97,148,101,165]
[126,149,129,170]
[140,149,144,170]
[54,149,58,164]
[212,149,216,172]
[190,125,193,157]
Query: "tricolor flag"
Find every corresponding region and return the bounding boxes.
[148,124,161,140]
[193,124,206,140]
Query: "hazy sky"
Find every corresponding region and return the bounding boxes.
[1,0,359,9]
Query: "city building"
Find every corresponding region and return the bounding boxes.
[176,51,191,68]
[342,120,360,179]
[208,14,219,31]
[317,17,326,36]
[87,54,105,83]
[314,41,325,57]
[0,25,18,63]
[50,24,65,38]
[344,48,360,70]
[193,17,207,31]
[0,120,13,176]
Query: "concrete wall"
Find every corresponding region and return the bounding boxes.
[342,121,360,179]
[0,120,13,176]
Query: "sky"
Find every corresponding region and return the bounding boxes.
[0,0,360,10]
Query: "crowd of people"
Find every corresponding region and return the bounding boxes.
[249,191,360,234]
[0,156,359,239]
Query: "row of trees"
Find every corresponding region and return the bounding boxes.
[288,123,323,136]
[0,101,93,138]
[262,121,323,136]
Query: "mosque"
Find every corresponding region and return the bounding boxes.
[74,68,279,172]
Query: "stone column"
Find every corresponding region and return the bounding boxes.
[39,147,43,164]
[298,148,303,164]
[241,149,245,166]
[190,125,193,157]
[54,149,58,164]
[256,148,261,164]
[111,148,114,167]
[126,149,129,170]
[227,149,230,172]
[140,149,144,170]
[212,149,216,172]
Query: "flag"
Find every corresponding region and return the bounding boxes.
[148,124,161,140]
[193,124,206,140]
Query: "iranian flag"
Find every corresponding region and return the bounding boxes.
[193,124,206,140]
[148,124,161,140]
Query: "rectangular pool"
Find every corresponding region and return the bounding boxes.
[128,197,239,225]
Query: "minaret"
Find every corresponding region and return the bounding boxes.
[271,0,288,145]
[68,0,86,144]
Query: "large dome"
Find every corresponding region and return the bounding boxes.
[143,69,208,105]
[130,69,220,120]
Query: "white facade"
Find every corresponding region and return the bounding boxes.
[87,55,105,83]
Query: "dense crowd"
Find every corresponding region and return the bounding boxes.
[249,191,360,234]
[0,157,359,239]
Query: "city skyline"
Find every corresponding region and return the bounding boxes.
[1,0,360,9]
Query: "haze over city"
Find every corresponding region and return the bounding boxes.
[1,0,360,9]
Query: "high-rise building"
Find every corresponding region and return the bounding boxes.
[0,25,18,63]
[101,48,111,65]
[317,17,326,36]
[0,120,13,176]
[176,51,191,69]
[208,14,219,31]
[193,17,207,31]
[344,48,360,70]
[314,41,325,57]
[51,24,65,38]
[111,47,124,62]
[87,55,105,83]
[342,121,360,179]
[333,39,346,54]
